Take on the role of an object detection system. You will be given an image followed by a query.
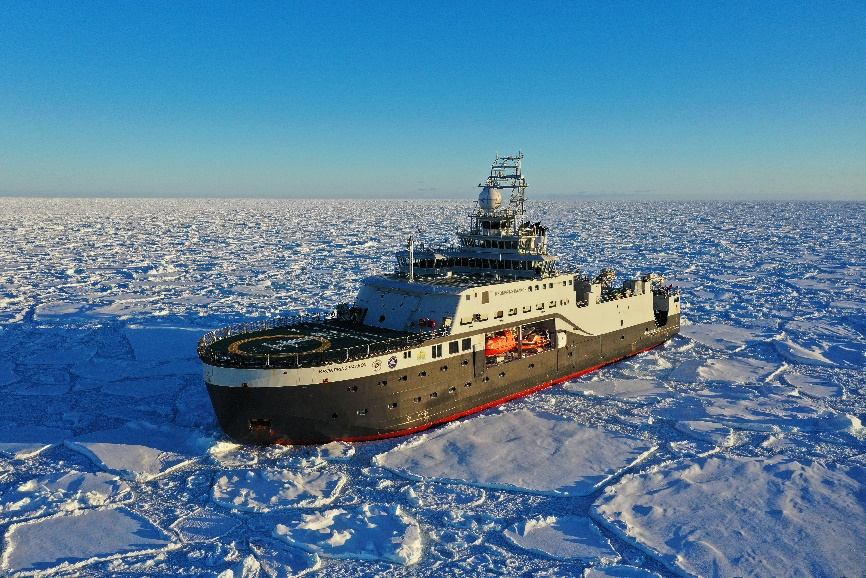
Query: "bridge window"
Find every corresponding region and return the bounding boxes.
[449,341,459,354]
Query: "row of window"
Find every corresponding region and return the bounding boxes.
[401,257,544,272]
[460,300,570,326]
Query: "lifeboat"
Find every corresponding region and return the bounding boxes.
[485,330,516,356]
[521,332,550,351]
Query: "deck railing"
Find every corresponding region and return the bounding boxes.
[198,315,450,369]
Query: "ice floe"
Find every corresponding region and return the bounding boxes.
[593,455,866,578]
[653,387,864,436]
[248,538,322,577]
[583,567,663,578]
[401,481,486,510]
[65,422,210,481]
[1,470,131,521]
[668,357,783,384]
[680,323,773,352]
[503,516,619,563]
[562,378,672,402]
[170,507,243,542]
[273,504,422,565]
[1,506,175,575]
[0,424,72,459]
[212,468,347,512]
[375,409,656,496]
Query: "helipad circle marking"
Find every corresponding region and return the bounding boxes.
[227,334,332,357]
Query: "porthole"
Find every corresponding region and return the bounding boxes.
[332,413,338,419]
[461,360,469,366]
[482,376,490,382]
[400,375,408,381]
[388,402,397,409]
[413,396,422,403]
[430,392,438,398]
[465,382,472,388]
[347,385,358,392]
[529,363,535,369]
[448,387,456,393]
[357,408,368,415]
[441,365,448,371]
[419,371,427,377]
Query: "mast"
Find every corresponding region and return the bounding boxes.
[394,152,558,280]
[408,235,414,282]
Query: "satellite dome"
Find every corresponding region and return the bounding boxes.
[478,186,502,211]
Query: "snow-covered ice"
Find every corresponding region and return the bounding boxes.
[1,470,131,521]
[212,468,347,512]
[374,409,657,496]
[65,421,210,481]
[0,424,72,459]
[273,504,422,565]
[2,507,175,575]
[503,516,620,563]
[593,455,866,577]
[0,198,864,576]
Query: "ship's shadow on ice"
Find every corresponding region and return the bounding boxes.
[0,323,218,476]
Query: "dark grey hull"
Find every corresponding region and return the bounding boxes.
[206,314,680,444]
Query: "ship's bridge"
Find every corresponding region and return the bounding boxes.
[395,152,557,280]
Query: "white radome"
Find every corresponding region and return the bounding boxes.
[478,186,502,211]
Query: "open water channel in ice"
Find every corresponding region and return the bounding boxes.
[0,198,864,577]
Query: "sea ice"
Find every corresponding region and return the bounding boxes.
[170,507,242,542]
[273,504,422,565]
[680,323,773,352]
[593,455,866,578]
[668,356,784,384]
[1,470,131,520]
[774,337,865,368]
[562,378,672,403]
[583,567,664,578]
[1,506,175,575]
[374,409,656,496]
[672,421,737,447]
[100,375,184,398]
[503,516,620,563]
[401,481,486,510]
[782,372,843,397]
[65,422,210,481]
[1,199,865,576]
[317,440,355,461]
[653,387,861,435]
[0,424,72,459]
[249,538,322,577]
[122,325,203,361]
[212,468,347,512]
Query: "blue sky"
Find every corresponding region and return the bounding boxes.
[1,1,864,199]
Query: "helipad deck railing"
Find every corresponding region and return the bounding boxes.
[198,315,449,369]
